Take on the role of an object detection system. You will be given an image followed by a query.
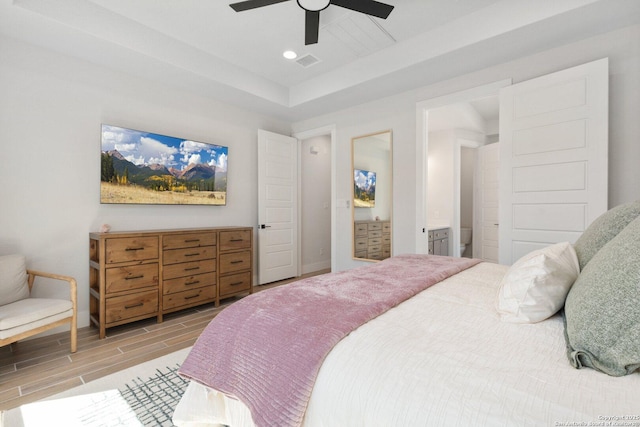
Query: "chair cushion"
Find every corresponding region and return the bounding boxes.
[573,200,640,270]
[0,298,73,331]
[0,254,29,306]
[564,216,640,376]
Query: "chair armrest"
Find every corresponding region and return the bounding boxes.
[26,269,77,304]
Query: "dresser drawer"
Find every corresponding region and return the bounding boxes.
[368,222,382,231]
[163,286,216,311]
[368,237,382,246]
[163,272,216,295]
[382,235,391,245]
[163,232,216,250]
[163,259,215,280]
[106,237,159,264]
[219,250,251,274]
[105,263,158,294]
[434,229,449,239]
[382,222,391,233]
[369,230,382,238]
[355,238,368,251]
[106,290,158,324]
[219,230,251,251]
[219,271,252,297]
[163,246,216,265]
[368,244,382,253]
[355,223,368,236]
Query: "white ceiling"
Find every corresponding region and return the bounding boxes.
[1,0,639,121]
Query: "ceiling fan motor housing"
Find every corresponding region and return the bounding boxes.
[297,0,331,12]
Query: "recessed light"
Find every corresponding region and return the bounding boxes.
[283,50,298,60]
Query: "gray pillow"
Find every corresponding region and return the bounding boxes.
[573,200,640,270]
[0,254,29,306]
[564,216,640,376]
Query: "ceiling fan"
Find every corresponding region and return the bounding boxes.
[229,0,394,45]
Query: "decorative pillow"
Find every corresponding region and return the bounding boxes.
[0,254,29,306]
[564,216,640,376]
[496,242,579,323]
[573,200,640,271]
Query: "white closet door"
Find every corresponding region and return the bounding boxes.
[499,58,608,265]
[257,129,298,285]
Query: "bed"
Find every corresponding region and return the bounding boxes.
[173,202,640,427]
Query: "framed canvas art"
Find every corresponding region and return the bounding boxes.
[100,125,228,205]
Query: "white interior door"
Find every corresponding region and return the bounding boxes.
[499,58,609,265]
[474,142,500,263]
[258,130,298,285]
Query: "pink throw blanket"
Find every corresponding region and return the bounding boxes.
[179,254,480,427]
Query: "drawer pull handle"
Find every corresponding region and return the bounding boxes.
[185,280,200,286]
[184,266,200,271]
[125,275,144,280]
[184,293,200,300]
[230,281,244,286]
[125,303,144,309]
[230,239,244,242]
[185,253,201,257]
[185,239,200,243]
[125,247,145,251]
[230,260,243,264]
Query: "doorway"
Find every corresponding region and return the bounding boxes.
[294,126,336,275]
[415,80,510,257]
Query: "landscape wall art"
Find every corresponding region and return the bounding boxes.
[100,124,228,205]
[354,168,376,208]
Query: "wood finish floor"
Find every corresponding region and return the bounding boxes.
[0,270,329,411]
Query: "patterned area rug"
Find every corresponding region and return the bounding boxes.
[119,364,189,427]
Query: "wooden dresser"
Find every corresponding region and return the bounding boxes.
[89,227,252,338]
[354,220,391,260]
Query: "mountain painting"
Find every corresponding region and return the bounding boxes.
[354,168,376,208]
[100,125,228,205]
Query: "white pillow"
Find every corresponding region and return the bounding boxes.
[496,242,579,323]
[0,254,30,306]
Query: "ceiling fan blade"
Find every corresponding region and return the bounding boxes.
[330,0,394,19]
[230,0,290,12]
[305,10,320,45]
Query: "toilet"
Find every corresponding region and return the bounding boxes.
[460,227,472,257]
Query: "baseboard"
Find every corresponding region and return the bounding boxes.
[302,260,331,275]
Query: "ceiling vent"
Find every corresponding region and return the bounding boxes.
[296,53,321,68]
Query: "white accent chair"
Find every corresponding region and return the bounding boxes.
[0,254,77,353]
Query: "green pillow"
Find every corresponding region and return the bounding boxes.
[573,200,640,270]
[564,216,640,376]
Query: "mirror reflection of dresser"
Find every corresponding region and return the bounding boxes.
[354,220,391,260]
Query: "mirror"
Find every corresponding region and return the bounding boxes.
[352,130,393,261]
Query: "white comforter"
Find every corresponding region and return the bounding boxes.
[173,262,640,426]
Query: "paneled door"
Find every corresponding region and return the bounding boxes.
[498,58,608,264]
[257,130,298,285]
[474,142,500,263]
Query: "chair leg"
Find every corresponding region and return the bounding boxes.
[70,315,77,353]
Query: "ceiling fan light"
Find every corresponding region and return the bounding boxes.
[297,0,330,12]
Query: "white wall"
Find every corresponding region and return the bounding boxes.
[300,135,331,274]
[292,24,640,272]
[0,35,290,328]
[2,23,640,327]
[427,131,455,228]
